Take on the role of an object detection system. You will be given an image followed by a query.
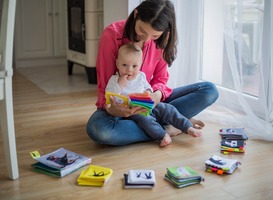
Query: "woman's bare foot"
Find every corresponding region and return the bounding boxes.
[164,125,182,137]
[187,127,203,137]
[160,133,172,147]
[190,118,205,129]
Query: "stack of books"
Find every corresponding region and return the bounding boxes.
[219,128,248,154]
[105,92,154,116]
[164,166,204,188]
[205,155,241,175]
[124,169,156,188]
[77,165,113,187]
[30,148,92,178]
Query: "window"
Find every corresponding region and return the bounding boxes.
[201,0,266,117]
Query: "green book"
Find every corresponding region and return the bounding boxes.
[165,166,204,188]
[167,166,203,180]
[164,174,202,188]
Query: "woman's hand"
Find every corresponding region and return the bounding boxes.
[148,90,162,106]
[105,95,148,117]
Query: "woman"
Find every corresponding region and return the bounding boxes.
[86,0,219,146]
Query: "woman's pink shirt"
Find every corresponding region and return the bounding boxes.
[95,20,173,108]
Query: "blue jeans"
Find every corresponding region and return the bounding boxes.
[86,81,219,146]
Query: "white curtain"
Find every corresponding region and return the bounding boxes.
[169,0,273,141]
[213,0,273,141]
[168,0,203,87]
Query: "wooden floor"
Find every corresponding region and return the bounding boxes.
[1,70,273,200]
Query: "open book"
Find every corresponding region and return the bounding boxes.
[105,92,154,116]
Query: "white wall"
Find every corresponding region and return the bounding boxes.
[103,0,143,28]
[103,0,128,27]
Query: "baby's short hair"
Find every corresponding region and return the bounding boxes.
[118,43,142,57]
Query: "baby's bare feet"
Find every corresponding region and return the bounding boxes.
[160,133,172,147]
[164,125,182,137]
[190,118,205,129]
[187,127,202,137]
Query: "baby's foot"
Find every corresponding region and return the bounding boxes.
[160,133,172,147]
[190,118,205,129]
[164,125,182,137]
[187,127,202,137]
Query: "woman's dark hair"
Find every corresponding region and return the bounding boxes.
[124,0,177,66]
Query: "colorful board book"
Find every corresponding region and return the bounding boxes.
[124,169,156,189]
[219,128,247,154]
[77,165,113,187]
[105,92,154,116]
[205,155,241,175]
[164,166,204,188]
[30,148,92,177]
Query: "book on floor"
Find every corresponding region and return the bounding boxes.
[30,148,92,177]
[164,166,204,188]
[205,155,241,175]
[124,174,155,189]
[219,128,248,140]
[77,165,113,187]
[220,139,246,154]
[124,169,156,189]
[221,139,246,148]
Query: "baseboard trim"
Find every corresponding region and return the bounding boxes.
[15,57,66,68]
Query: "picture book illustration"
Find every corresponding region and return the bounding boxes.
[46,152,79,168]
[127,169,156,185]
[77,165,113,187]
[164,166,204,188]
[124,169,156,189]
[219,128,248,140]
[34,148,91,169]
[221,139,245,148]
[166,166,202,179]
[105,92,154,116]
[205,155,241,174]
[105,91,129,106]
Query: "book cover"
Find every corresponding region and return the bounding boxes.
[105,91,129,106]
[77,165,113,187]
[221,139,245,148]
[127,169,156,185]
[219,128,248,140]
[31,148,92,177]
[205,155,241,174]
[166,166,202,180]
[124,174,154,189]
[105,92,154,116]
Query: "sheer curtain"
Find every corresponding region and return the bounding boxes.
[168,0,203,87]
[169,0,273,141]
[220,0,273,140]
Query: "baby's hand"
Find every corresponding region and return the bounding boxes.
[118,75,128,89]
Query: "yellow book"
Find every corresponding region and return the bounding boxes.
[105,91,129,106]
[77,165,113,187]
